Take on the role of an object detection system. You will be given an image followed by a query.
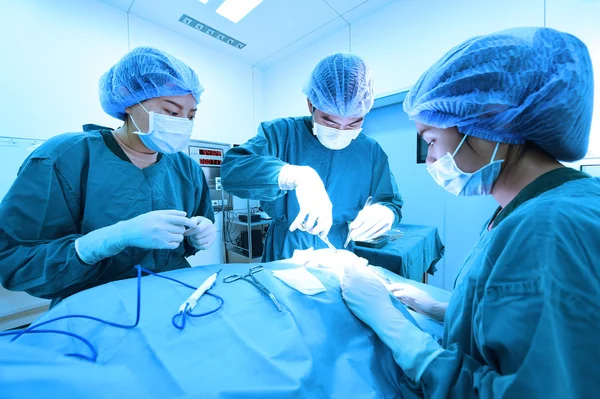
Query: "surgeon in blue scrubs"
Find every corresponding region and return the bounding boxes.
[0,47,216,307]
[342,27,600,397]
[222,53,404,261]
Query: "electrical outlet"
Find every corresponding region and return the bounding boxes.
[215,177,222,191]
[211,199,228,207]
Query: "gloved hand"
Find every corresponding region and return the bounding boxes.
[389,283,447,322]
[292,248,369,280]
[184,216,217,250]
[349,203,395,242]
[278,164,333,237]
[75,210,196,264]
[341,263,443,382]
[340,263,395,325]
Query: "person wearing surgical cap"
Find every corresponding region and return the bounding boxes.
[222,53,404,262]
[341,27,599,397]
[0,47,216,307]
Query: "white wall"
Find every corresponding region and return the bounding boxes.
[352,0,545,95]
[251,67,266,142]
[0,0,256,145]
[0,0,128,137]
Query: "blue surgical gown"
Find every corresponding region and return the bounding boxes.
[0,128,214,305]
[410,175,600,398]
[221,116,404,262]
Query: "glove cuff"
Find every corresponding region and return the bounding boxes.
[373,308,443,381]
[278,164,321,190]
[278,164,297,190]
[75,224,125,265]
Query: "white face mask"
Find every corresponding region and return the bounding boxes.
[427,135,503,196]
[130,103,194,154]
[312,121,362,150]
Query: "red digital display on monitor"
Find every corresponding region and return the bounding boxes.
[199,158,222,165]
[199,149,222,157]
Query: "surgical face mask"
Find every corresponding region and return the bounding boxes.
[130,103,194,154]
[312,120,362,150]
[427,135,503,196]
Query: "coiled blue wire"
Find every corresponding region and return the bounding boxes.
[171,292,224,330]
[0,265,224,362]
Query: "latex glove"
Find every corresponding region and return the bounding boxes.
[183,216,217,250]
[292,248,369,280]
[389,283,447,322]
[349,203,395,242]
[341,263,443,382]
[75,210,196,264]
[278,164,332,237]
[340,263,395,324]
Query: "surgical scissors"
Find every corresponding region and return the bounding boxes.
[223,265,283,312]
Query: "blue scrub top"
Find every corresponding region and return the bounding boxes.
[414,170,600,398]
[222,116,404,261]
[0,128,214,305]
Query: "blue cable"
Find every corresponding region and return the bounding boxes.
[8,265,144,343]
[171,292,224,330]
[0,329,98,362]
[172,303,190,330]
[0,265,224,362]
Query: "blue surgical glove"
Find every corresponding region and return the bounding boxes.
[341,264,443,381]
[349,203,395,242]
[75,210,196,264]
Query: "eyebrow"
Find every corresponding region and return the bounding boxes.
[322,116,364,125]
[164,99,197,112]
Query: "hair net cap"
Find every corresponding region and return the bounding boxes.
[303,53,374,118]
[100,47,204,121]
[403,27,594,162]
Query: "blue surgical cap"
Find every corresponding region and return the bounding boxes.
[303,53,374,118]
[404,27,594,162]
[100,47,204,121]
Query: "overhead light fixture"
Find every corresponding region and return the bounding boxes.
[198,0,209,4]
[179,14,247,49]
[216,0,263,23]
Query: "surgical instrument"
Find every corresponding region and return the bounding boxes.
[172,269,224,330]
[318,234,337,252]
[178,270,221,314]
[344,196,373,248]
[223,265,283,312]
